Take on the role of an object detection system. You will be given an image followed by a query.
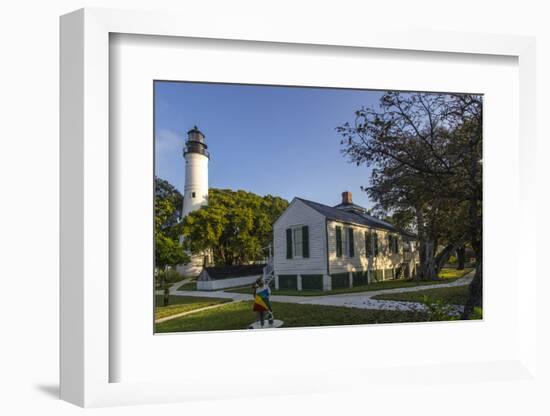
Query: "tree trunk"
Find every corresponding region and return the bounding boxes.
[434,243,457,276]
[456,245,466,270]
[162,268,170,307]
[163,287,170,307]
[461,262,482,319]
[415,206,438,281]
[417,240,438,281]
[462,129,482,318]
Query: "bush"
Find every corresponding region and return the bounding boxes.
[156,268,183,286]
[421,295,458,321]
[470,307,483,320]
[447,255,458,264]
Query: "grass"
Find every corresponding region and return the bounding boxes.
[154,295,231,320]
[155,300,432,333]
[225,267,472,297]
[438,267,473,279]
[372,285,470,305]
[155,274,196,290]
[176,281,198,291]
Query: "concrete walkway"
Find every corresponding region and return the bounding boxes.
[166,271,475,312]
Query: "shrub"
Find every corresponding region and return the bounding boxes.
[156,268,183,286]
[470,307,483,320]
[421,295,458,321]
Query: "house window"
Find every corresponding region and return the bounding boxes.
[336,226,343,257]
[336,226,354,257]
[387,235,399,254]
[286,225,310,259]
[373,232,379,256]
[342,228,349,256]
[292,227,303,258]
[347,228,354,257]
[192,192,196,198]
[365,231,372,257]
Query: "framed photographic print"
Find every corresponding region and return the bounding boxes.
[60,7,538,408]
[152,81,482,335]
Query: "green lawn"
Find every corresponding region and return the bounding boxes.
[155,295,231,320]
[372,284,470,305]
[225,268,472,297]
[438,267,473,279]
[176,281,198,291]
[155,300,432,333]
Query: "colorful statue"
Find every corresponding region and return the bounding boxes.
[252,277,274,327]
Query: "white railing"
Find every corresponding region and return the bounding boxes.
[262,248,274,286]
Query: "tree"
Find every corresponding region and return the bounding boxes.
[456,245,466,270]
[155,177,188,306]
[179,189,288,266]
[155,176,183,233]
[337,92,482,316]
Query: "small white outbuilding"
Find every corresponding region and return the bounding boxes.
[272,191,419,291]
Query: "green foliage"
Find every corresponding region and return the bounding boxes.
[155,268,183,286]
[337,92,482,279]
[155,177,189,270]
[448,255,458,264]
[155,233,188,271]
[179,188,288,266]
[421,295,458,321]
[155,177,183,230]
[470,307,483,320]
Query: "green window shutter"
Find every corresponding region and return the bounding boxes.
[286,228,293,259]
[336,226,342,257]
[374,232,379,256]
[348,228,355,257]
[302,225,310,258]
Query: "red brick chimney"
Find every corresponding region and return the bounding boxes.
[342,191,353,205]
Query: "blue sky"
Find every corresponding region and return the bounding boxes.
[154,81,383,209]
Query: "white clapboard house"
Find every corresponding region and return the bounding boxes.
[271,191,419,291]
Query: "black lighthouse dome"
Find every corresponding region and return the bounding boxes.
[184,126,210,158]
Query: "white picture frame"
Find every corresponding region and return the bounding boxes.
[60,8,538,408]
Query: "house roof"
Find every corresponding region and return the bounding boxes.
[295,197,416,237]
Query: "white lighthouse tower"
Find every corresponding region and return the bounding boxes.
[177,126,210,277]
[182,126,209,216]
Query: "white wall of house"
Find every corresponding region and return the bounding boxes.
[327,220,405,278]
[273,199,328,276]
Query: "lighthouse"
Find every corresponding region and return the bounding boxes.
[177,126,210,277]
[182,126,209,217]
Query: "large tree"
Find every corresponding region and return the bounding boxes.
[337,92,482,316]
[154,177,188,270]
[179,188,288,266]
